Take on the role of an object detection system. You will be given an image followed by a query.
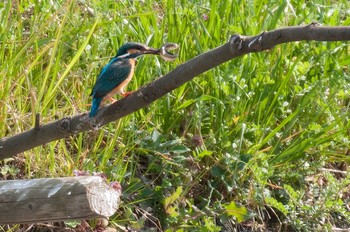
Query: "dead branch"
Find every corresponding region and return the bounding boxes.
[1,24,350,159]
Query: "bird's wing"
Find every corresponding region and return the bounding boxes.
[92,58,132,98]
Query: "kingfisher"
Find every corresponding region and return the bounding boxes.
[89,42,160,117]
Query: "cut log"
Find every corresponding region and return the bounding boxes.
[0,176,121,224]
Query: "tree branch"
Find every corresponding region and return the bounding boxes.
[1,24,350,159]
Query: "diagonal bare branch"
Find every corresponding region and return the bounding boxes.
[1,24,350,159]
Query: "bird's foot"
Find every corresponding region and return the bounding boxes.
[122,91,133,97]
[109,98,117,103]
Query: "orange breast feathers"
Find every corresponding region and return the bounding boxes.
[104,59,135,99]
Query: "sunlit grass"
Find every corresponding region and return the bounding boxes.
[1,0,350,230]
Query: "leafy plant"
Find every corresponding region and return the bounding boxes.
[0,0,350,231]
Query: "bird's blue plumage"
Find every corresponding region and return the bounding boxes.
[91,58,132,98]
[89,97,102,117]
[89,57,132,117]
[89,42,159,117]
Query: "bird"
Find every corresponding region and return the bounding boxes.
[89,42,160,117]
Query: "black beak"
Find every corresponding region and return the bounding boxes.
[142,47,160,55]
[139,43,179,61]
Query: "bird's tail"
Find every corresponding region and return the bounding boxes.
[89,98,102,117]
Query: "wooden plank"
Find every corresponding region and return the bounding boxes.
[0,176,121,224]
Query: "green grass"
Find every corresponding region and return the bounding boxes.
[1,0,350,231]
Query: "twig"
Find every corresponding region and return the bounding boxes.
[34,113,40,131]
[320,168,348,175]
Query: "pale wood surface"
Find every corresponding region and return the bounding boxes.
[0,176,121,224]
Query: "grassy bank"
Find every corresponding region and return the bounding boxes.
[0,0,350,231]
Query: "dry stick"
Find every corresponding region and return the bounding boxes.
[1,24,350,159]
